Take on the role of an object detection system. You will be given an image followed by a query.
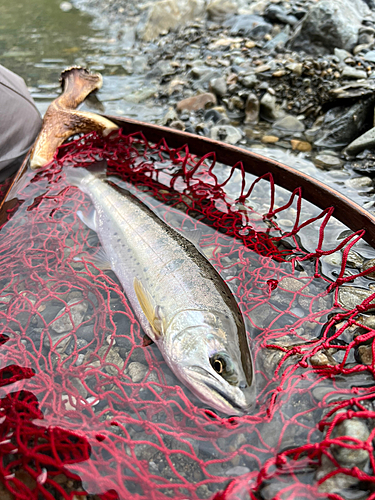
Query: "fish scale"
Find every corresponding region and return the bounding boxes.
[65,166,255,415]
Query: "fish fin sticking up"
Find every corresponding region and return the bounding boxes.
[90,247,112,270]
[73,247,112,270]
[77,207,97,232]
[133,278,165,339]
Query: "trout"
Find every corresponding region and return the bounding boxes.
[65,166,255,415]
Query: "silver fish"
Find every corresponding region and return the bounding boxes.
[65,166,255,415]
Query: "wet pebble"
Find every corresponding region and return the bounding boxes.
[357,344,372,365]
[211,125,242,144]
[244,93,259,124]
[332,414,370,467]
[209,77,227,97]
[314,154,343,170]
[273,115,305,133]
[51,299,88,335]
[127,361,148,383]
[338,286,375,310]
[341,66,367,79]
[176,93,216,112]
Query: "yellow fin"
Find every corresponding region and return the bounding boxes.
[133,278,164,338]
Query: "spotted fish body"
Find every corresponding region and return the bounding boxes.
[65,166,255,415]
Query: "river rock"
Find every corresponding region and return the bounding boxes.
[224,14,273,39]
[176,93,216,112]
[260,91,279,121]
[288,0,373,55]
[137,0,205,41]
[209,77,227,97]
[358,344,372,365]
[338,286,375,310]
[206,0,237,21]
[244,93,259,124]
[51,299,88,335]
[332,415,370,467]
[364,50,375,62]
[314,154,342,170]
[240,73,258,88]
[264,4,298,26]
[312,100,374,148]
[341,66,368,79]
[211,125,242,144]
[362,258,375,278]
[345,127,375,155]
[273,115,305,133]
[127,361,148,383]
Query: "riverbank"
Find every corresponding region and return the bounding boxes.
[70,0,375,212]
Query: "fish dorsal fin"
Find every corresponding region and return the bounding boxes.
[133,278,165,339]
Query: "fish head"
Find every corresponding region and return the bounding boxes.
[166,310,255,416]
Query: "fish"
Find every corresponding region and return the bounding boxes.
[64,165,255,415]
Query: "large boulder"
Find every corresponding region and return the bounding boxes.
[137,0,205,41]
[289,0,374,55]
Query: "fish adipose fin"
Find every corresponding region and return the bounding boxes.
[134,278,165,339]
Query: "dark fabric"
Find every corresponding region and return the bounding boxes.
[0,65,42,171]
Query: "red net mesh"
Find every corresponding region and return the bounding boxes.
[0,130,375,500]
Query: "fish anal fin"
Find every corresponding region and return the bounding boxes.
[77,207,97,232]
[134,278,164,339]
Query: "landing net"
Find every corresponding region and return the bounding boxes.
[0,130,375,500]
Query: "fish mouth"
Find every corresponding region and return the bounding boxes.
[205,382,247,413]
[186,366,252,415]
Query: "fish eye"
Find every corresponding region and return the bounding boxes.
[210,353,238,385]
[212,357,224,374]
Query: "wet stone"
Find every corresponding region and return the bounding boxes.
[362,258,375,278]
[358,344,373,365]
[206,0,238,22]
[314,154,342,170]
[127,361,148,383]
[338,286,375,310]
[317,454,360,494]
[346,250,364,269]
[176,93,216,112]
[211,125,242,144]
[51,299,88,335]
[290,139,312,152]
[345,127,375,156]
[224,465,250,477]
[240,74,258,88]
[244,93,259,124]
[274,115,305,133]
[260,91,279,121]
[261,135,279,144]
[209,77,227,97]
[341,66,368,80]
[332,415,370,467]
[364,50,375,62]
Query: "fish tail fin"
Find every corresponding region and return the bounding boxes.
[64,160,107,188]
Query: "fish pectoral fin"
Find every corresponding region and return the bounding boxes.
[133,278,165,339]
[74,247,112,270]
[77,207,98,232]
